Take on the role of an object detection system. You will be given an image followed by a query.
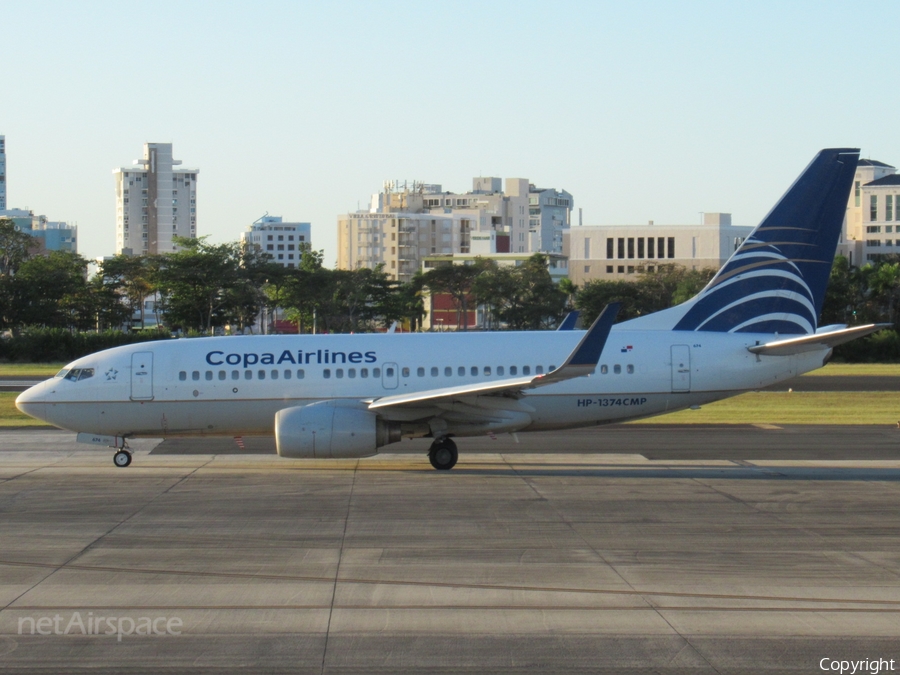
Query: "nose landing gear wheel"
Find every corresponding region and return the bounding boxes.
[114,450,132,468]
[428,438,458,471]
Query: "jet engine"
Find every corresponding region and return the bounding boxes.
[275,401,401,459]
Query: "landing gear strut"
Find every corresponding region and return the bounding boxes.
[428,438,458,471]
[113,449,132,468]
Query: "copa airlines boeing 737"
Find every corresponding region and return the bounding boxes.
[16,149,886,470]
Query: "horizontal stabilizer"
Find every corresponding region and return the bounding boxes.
[747,323,890,356]
[368,303,619,411]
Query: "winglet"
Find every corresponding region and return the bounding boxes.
[537,303,620,385]
[557,311,580,331]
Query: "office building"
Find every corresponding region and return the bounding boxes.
[837,159,900,265]
[240,215,311,268]
[338,177,573,282]
[113,143,197,255]
[563,213,753,286]
[0,208,77,253]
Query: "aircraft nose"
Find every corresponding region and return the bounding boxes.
[16,383,48,422]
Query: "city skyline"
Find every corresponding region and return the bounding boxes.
[4,1,899,266]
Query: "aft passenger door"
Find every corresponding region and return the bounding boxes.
[382,362,399,389]
[670,345,691,393]
[130,352,154,401]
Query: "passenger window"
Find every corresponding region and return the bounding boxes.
[297,369,305,379]
[218,371,226,380]
[323,369,331,379]
[348,368,356,378]
[510,366,517,375]
[192,371,200,381]
[336,369,343,378]
[401,367,410,377]
[458,366,465,376]
[284,370,292,380]
[549,365,556,371]
[373,368,381,377]
[205,371,213,381]
[484,366,491,376]
[258,370,266,380]
[244,370,252,380]
[232,370,239,380]
[417,367,425,377]
[271,370,278,380]
[614,364,621,374]
[179,371,186,381]
[536,366,544,375]
[600,365,608,374]
[523,366,531,375]
[431,367,438,377]
[471,366,478,376]
[445,367,452,377]
[361,368,368,378]
[497,366,504,376]
[386,367,394,377]
[627,364,634,374]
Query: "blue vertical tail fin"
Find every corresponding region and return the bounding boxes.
[624,148,860,334]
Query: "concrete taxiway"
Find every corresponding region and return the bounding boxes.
[1,427,900,673]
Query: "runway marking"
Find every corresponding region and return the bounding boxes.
[753,423,782,430]
[5,604,900,613]
[2,559,899,607]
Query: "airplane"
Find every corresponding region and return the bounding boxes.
[16,148,887,470]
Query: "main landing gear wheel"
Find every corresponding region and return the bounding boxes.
[429,438,458,471]
[113,450,132,468]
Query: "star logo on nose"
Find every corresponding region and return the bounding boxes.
[105,368,118,381]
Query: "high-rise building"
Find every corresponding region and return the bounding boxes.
[241,215,312,268]
[113,143,198,255]
[0,135,6,211]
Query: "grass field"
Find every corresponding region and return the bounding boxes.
[0,393,53,427]
[628,391,898,425]
[0,363,65,377]
[2,390,897,429]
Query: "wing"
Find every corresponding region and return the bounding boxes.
[367,303,620,413]
[747,323,890,356]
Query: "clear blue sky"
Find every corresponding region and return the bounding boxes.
[4,0,895,266]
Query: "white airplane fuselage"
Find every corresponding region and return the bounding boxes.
[17,328,826,439]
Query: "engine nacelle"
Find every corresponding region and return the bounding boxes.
[275,401,401,459]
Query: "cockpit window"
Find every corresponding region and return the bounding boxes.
[64,368,94,382]
[55,369,70,379]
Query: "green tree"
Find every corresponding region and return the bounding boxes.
[422,260,486,331]
[0,217,37,276]
[9,251,92,329]
[98,254,159,330]
[154,237,247,333]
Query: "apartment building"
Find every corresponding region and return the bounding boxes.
[240,215,312,268]
[338,177,572,282]
[113,143,197,255]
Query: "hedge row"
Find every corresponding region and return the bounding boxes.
[831,329,900,363]
[0,328,173,363]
